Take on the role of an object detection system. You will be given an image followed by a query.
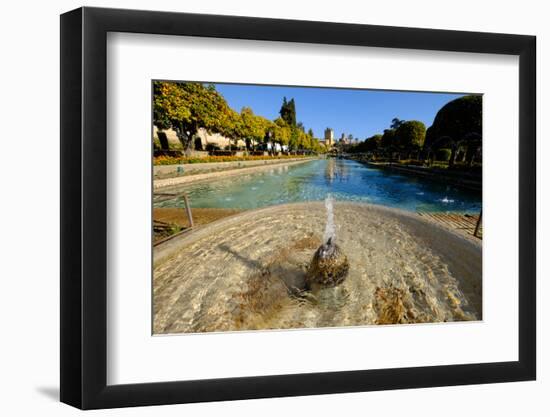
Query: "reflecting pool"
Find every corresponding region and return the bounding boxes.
[155,159,481,213]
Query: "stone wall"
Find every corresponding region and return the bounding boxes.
[153,126,245,150]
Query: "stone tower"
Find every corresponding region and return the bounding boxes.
[324,128,334,147]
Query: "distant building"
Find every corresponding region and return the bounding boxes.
[320,128,335,148]
[336,133,357,146]
[338,133,350,145]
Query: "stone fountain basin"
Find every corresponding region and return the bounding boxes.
[153,202,482,334]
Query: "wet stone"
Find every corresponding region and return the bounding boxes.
[306,238,350,290]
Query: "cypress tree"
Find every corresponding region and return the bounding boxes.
[279,96,297,127]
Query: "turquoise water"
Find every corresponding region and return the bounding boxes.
[156,159,482,213]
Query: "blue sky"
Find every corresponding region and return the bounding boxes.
[213,83,465,140]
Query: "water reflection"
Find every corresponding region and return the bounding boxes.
[324,158,350,184]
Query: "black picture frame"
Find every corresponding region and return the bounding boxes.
[60,6,536,410]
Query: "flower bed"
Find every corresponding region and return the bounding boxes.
[153,154,311,165]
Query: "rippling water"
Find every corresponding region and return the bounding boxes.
[153,203,482,334]
[156,159,481,213]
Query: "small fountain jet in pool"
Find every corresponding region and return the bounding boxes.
[306,195,349,290]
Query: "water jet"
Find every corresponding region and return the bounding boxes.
[306,196,349,289]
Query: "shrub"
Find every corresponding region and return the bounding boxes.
[205,143,221,152]
[425,95,482,149]
[435,148,452,162]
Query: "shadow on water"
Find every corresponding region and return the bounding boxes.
[218,243,263,270]
[219,242,309,293]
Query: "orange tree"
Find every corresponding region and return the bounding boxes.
[240,107,267,150]
[395,120,426,158]
[272,117,291,151]
[153,81,230,151]
[218,107,243,150]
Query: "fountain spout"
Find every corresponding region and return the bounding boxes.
[306,196,349,290]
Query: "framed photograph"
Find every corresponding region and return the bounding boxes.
[60,7,536,409]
